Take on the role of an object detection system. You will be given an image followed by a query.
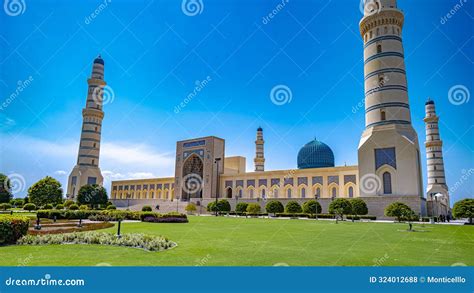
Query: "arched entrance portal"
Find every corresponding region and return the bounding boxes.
[182,154,204,201]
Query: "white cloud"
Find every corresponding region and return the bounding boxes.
[54,170,67,176]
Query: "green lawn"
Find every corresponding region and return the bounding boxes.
[1,216,473,266]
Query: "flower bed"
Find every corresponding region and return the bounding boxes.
[17,232,175,252]
[143,216,188,223]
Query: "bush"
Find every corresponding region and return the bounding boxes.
[217,199,231,212]
[0,215,30,245]
[64,200,74,208]
[328,198,352,215]
[266,200,284,214]
[17,232,175,251]
[0,173,13,204]
[0,203,12,211]
[79,205,89,210]
[142,205,152,212]
[285,201,302,214]
[43,204,53,210]
[207,202,217,212]
[23,203,36,211]
[302,200,322,214]
[275,213,309,218]
[77,184,108,208]
[385,202,413,222]
[349,198,368,216]
[106,205,116,210]
[246,203,261,214]
[185,203,197,213]
[235,202,249,213]
[69,204,79,210]
[12,199,25,207]
[55,204,64,210]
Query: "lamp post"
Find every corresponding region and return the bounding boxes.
[126,193,131,210]
[315,194,319,220]
[214,158,221,217]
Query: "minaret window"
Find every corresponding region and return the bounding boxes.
[377,44,382,53]
[376,28,380,36]
[383,172,392,194]
[369,31,373,39]
[92,159,95,165]
[380,109,386,121]
[316,187,321,198]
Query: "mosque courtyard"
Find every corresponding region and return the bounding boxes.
[1,216,472,266]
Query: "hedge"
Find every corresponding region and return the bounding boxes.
[235,202,249,213]
[345,215,377,220]
[23,203,36,211]
[143,216,188,223]
[0,215,30,245]
[142,206,152,212]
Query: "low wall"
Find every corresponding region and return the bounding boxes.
[112,196,427,219]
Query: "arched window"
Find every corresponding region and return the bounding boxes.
[261,189,265,198]
[274,189,279,198]
[92,159,95,165]
[332,187,337,197]
[381,109,386,121]
[238,189,242,198]
[377,44,382,53]
[348,187,354,198]
[249,189,254,198]
[383,172,392,194]
[301,188,306,198]
[287,189,292,198]
[316,188,321,198]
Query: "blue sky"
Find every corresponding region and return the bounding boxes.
[0,0,473,205]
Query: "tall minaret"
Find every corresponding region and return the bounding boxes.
[67,56,106,200]
[254,127,265,172]
[357,0,423,198]
[424,99,450,215]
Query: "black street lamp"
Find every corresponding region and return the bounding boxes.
[315,194,319,220]
[126,193,131,210]
[117,219,122,238]
[214,158,221,217]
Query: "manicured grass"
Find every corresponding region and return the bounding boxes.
[1,216,472,266]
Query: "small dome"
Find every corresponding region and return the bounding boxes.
[297,139,335,169]
[93,55,104,65]
[257,127,263,131]
[425,99,434,105]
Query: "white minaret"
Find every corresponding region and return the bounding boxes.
[424,99,450,216]
[67,56,106,200]
[357,0,423,197]
[254,127,265,172]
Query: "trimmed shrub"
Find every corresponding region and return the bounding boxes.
[302,200,322,214]
[217,199,231,212]
[246,203,261,214]
[79,205,89,210]
[55,204,64,210]
[23,203,36,211]
[235,202,249,213]
[0,203,12,211]
[142,205,152,212]
[69,204,79,210]
[328,198,352,215]
[346,215,376,221]
[349,198,368,216]
[12,199,25,207]
[285,201,302,214]
[0,215,30,245]
[64,200,74,208]
[185,203,197,214]
[207,202,217,212]
[266,200,284,214]
[43,204,53,210]
[106,205,116,210]
[275,213,309,218]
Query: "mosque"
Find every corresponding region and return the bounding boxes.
[66,0,451,218]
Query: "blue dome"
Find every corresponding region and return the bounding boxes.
[297,139,335,169]
[93,55,104,65]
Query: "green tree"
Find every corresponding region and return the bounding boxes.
[77,184,108,208]
[452,198,474,224]
[349,198,368,216]
[329,198,352,216]
[185,203,197,214]
[265,200,284,214]
[217,199,231,212]
[385,202,413,222]
[235,202,249,213]
[285,201,302,214]
[302,200,322,214]
[27,176,63,206]
[0,173,13,203]
[207,202,217,212]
